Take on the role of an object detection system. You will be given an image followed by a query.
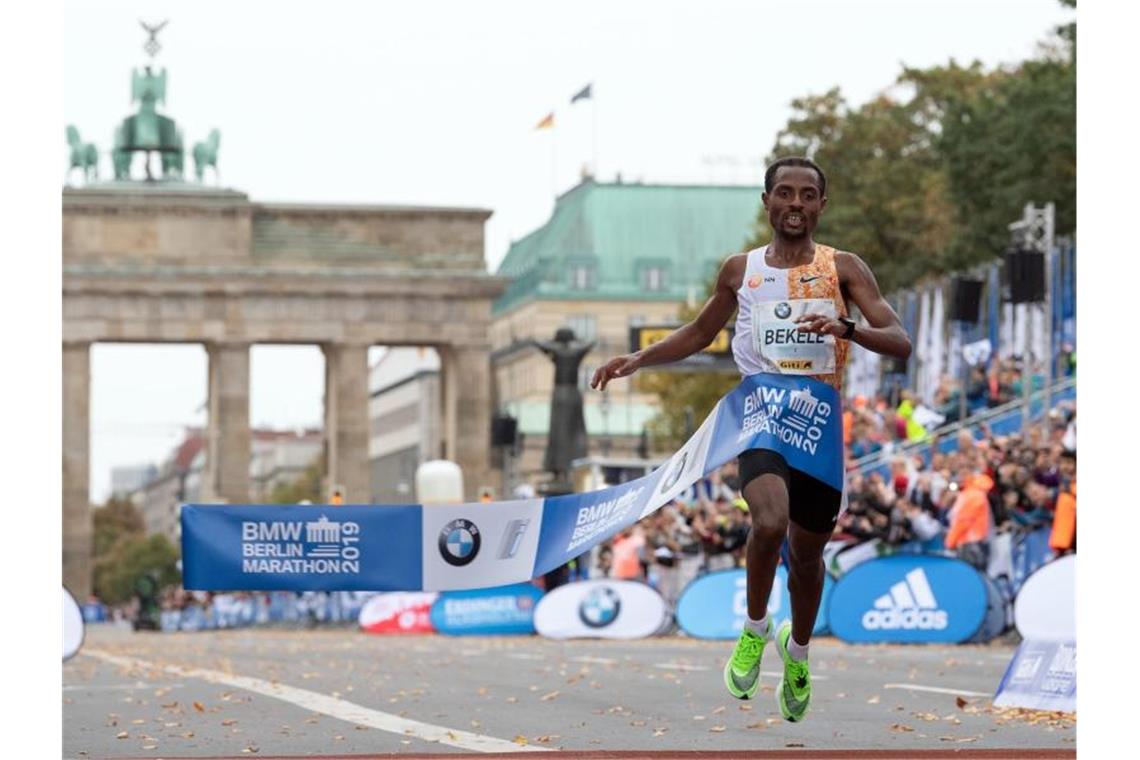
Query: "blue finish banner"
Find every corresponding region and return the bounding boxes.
[182,373,843,592]
[828,556,986,644]
[993,639,1076,712]
[430,583,544,636]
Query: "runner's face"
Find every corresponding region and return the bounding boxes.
[762,166,827,239]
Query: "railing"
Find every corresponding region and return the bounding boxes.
[850,376,1076,476]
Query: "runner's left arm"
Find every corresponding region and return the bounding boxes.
[796,251,912,360]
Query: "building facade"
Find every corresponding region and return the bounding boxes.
[367,347,441,503]
[491,179,763,486]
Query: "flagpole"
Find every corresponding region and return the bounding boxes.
[550,125,557,200]
[592,88,599,180]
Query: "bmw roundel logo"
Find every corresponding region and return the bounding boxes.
[660,451,688,494]
[774,302,792,320]
[579,586,622,628]
[438,518,481,566]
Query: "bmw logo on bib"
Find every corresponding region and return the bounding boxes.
[774,302,792,319]
[579,586,621,628]
[438,519,481,567]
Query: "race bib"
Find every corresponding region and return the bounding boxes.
[751,298,837,375]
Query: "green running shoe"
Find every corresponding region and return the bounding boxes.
[774,620,811,722]
[723,623,768,699]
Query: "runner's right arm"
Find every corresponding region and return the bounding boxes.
[590,255,742,391]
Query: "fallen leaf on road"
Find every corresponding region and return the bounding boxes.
[709,725,726,733]
[131,719,146,725]
[540,691,560,701]
[142,744,157,750]
[629,720,646,727]
[535,735,559,743]
[867,695,880,704]
[652,728,668,737]
[712,706,726,714]
[939,736,956,741]
[958,737,979,743]
[513,735,529,745]
[222,719,238,726]
[786,742,804,748]
[506,697,519,703]
[241,745,259,754]
[470,720,481,728]
[890,723,915,732]
[915,711,940,722]
[738,704,753,711]
[447,731,458,740]
[746,722,766,729]
[182,732,194,738]
[160,701,178,709]
[193,701,205,713]
[956,696,969,709]
[692,715,706,721]
[115,732,129,739]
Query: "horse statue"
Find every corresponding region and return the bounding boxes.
[192,129,221,183]
[65,125,99,183]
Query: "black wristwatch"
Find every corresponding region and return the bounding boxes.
[839,317,857,340]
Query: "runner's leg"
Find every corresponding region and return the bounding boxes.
[742,473,789,619]
[786,521,832,645]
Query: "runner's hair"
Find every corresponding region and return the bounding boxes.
[764,156,827,196]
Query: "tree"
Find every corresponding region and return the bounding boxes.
[268,456,323,504]
[92,497,145,558]
[94,533,181,605]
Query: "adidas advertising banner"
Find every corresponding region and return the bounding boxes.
[828,556,987,643]
[533,580,669,640]
[993,639,1076,712]
[675,568,833,640]
[358,592,437,634]
[182,374,842,593]
[430,583,544,636]
[1014,555,1075,642]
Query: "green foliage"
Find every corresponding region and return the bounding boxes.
[753,9,1074,290]
[93,533,181,605]
[268,457,324,504]
[92,497,145,558]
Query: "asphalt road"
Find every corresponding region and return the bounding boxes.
[63,625,1074,758]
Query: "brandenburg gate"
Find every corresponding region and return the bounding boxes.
[62,23,503,597]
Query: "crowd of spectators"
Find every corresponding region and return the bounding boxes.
[591,386,1077,606]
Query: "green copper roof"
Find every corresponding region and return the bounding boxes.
[494,179,763,314]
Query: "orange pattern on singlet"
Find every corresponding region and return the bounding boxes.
[784,244,850,391]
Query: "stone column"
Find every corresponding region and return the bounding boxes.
[205,342,251,503]
[322,342,371,503]
[63,341,92,599]
[440,344,493,500]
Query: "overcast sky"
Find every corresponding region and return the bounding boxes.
[64,0,1075,502]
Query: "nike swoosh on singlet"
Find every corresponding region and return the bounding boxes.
[799,275,822,283]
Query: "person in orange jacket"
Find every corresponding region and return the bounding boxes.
[945,473,994,570]
[1050,450,1076,554]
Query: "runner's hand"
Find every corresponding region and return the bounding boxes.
[795,313,842,336]
[591,354,642,391]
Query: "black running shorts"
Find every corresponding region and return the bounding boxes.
[738,448,843,535]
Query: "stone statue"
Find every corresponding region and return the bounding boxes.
[111,21,185,181]
[529,328,596,486]
[65,126,99,183]
[193,129,221,182]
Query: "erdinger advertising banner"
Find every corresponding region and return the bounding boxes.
[1014,555,1075,641]
[828,556,986,643]
[534,580,668,640]
[359,592,437,634]
[675,568,832,640]
[183,374,843,593]
[993,640,1076,712]
[430,583,544,636]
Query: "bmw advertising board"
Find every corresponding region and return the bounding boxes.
[534,580,668,640]
[828,555,986,644]
[675,568,833,640]
[421,499,546,591]
[430,583,544,636]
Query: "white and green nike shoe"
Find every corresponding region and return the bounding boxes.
[723,622,769,699]
[774,620,811,722]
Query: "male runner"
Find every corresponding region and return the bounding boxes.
[590,157,911,721]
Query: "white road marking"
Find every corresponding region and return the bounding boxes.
[570,656,617,665]
[883,683,991,698]
[63,681,184,692]
[84,650,548,753]
[654,663,708,672]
